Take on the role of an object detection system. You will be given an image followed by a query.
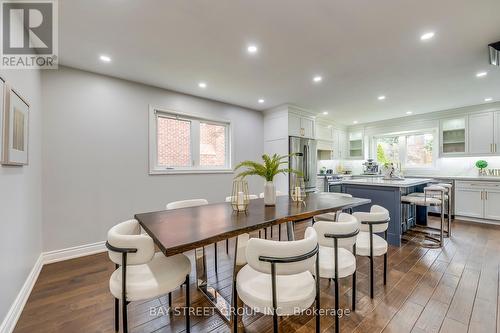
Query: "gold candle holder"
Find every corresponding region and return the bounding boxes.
[230,179,250,213]
[290,176,306,202]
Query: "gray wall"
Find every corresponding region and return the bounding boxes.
[41,67,264,251]
[0,70,43,322]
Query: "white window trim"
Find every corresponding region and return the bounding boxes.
[370,128,439,172]
[149,106,233,175]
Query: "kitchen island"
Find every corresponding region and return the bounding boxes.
[342,178,433,246]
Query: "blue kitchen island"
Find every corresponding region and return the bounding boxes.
[342,177,433,246]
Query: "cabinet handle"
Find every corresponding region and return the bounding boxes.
[485,191,488,200]
[481,191,484,200]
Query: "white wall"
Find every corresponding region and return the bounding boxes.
[0,70,43,324]
[41,67,264,252]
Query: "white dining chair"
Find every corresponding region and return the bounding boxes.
[313,193,353,223]
[313,213,359,333]
[258,191,287,239]
[353,205,390,298]
[225,195,261,246]
[235,227,321,333]
[165,199,222,274]
[106,219,191,333]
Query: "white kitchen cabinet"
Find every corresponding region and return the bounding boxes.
[316,123,333,141]
[495,111,500,154]
[468,112,495,154]
[455,181,500,221]
[289,113,315,139]
[332,129,347,159]
[455,187,483,218]
[440,117,467,156]
[484,188,500,220]
[347,131,364,159]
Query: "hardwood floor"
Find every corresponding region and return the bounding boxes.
[14,218,500,333]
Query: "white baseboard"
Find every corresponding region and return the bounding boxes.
[43,241,106,265]
[455,215,500,226]
[0,241,108,333]
[0,254,43,333]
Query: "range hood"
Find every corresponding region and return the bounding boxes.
[489,41,500,66]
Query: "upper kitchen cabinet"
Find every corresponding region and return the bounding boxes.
[440,117,467,156]
[289,113,315,138]
[347,131,364,159]
[315,122,334,141]
[495,111,500,154]
[468,112,495,155]
[333,129,347,159]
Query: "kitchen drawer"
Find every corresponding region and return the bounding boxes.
[455,181,500,189]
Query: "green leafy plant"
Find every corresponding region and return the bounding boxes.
[377,144,389,166]
[235,154,301,181]
[475,160,488,170]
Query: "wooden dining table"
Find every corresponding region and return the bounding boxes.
[135,193,371,322]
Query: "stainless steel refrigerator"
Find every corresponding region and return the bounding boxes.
[289,136,317,192]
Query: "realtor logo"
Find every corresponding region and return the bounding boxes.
[1,0,58,69]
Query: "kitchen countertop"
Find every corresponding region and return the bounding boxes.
[407,175,500,182]
[342,177,433,188]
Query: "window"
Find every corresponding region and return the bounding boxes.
[374,131,435,169]
[150,108,231,173]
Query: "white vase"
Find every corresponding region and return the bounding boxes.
[264,181,276,206]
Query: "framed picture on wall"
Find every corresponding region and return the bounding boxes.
[1,84,30,166]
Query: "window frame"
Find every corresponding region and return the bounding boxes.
[149,106,233,174]
[371,129,438,171]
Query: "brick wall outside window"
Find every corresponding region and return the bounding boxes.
[157,117,191,167]
[200,122,226,166]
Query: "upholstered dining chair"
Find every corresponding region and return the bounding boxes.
[235,227,321,333]
[106,219,191,333]
[313,192,353,223]
[165,199,220,272]
[353,205,390,298]
[313,213,359,333]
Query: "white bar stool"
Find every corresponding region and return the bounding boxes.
[401,185,446,247]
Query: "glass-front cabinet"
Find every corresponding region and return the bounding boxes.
[348,131,364,159]
[440,117,467,156]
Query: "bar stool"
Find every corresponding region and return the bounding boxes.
[401,185,446,248]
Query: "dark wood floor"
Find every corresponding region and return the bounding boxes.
[14,218,500,333]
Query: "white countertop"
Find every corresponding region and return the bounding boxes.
[342,177,433,188]
[407,175,500,182]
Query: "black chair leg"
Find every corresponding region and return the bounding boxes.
[122,300,128,333]
[114,298,119,331]
[352,272,356,311]
[264,228,267,239]
[384,253,387,285]
[271,226,273,238]
[278,225,282,241]
[168,292,172,313]
[334,278,339,333]
[185,274,190,333]
[226,239,229,254]
[233,280,239,333]
[214,244,218,274]
[369,255,374,298]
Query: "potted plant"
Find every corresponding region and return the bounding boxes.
[475,160,488,176]
[234,154,300,206]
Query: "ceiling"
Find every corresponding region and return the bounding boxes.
[59,0,500,125]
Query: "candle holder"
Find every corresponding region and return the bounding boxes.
[230,179,250,213]
[290,176,306,202]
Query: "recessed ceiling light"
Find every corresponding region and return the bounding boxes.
[99,55,111,62]
[406,111,413,115]
[484,97,493,102]
[353,120,359,124]
[198,82,207,88]
[476,71,488,78]
[420,32,435,41]
[247,45,258,54]
[378,95,386,100]
[258,98,265,104]
[313,76,323,83]
[322,111,328,115]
